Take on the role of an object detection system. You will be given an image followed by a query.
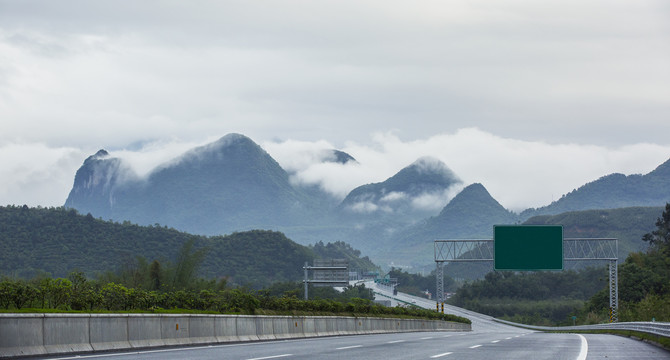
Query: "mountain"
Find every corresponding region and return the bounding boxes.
[425,183,519,238]
[64,149,132,220]
[520,158,670,219]
[328,150,357,164]
[66,134,323,235]
[374,183,519,268]
[339,157,462,222]
[62,134,670,270]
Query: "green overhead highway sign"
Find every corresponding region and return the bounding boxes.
[494,225,563,271]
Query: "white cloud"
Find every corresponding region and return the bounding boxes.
[0,1,669,209]
[1,1,669,148]
[411,185,466,212]
[264,128,670,212]
[380,192,407,203]
[1,129,669,211]
[0,143,84,206]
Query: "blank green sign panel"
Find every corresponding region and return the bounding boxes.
[494,225,563,271]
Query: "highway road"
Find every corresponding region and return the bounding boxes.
[41,328,668,359]
[37,282,669,359]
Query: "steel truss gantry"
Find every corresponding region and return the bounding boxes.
[434,238,619,322]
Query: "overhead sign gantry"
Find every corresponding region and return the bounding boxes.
[434,225,619,322]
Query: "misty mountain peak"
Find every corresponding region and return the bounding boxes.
[649,157,670,178]
[81,149,111,165]
[92,149,109,158]
[65,149,125,218]
[193,133,259,156]
[210,133,255,148]
[409,157,459,180]
[164,133,267,170]
[433,182,517,230]
[340,157,462,218]
[327,150,357,164]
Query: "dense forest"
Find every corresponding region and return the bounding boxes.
[0,206,378,288]
[448,268,607,325]
[387,268,457,298]
[582,203,670,323]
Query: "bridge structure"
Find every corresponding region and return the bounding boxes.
[434,237,619,322]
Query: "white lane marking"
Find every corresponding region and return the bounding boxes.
[505,337,513,340]
[576,334,588,360]
[336,345,363,350]
[247,355,293,360]
[53,344,228,359]
[469,345,482,349]
[491,340,500,343]
[387,340,406,343]
[442,335,452,338]
[421,336,434,340]
[430,352,453,358]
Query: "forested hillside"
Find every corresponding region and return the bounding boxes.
[524,206,663,259]
[0,206,377,288]
[521,158,670,218]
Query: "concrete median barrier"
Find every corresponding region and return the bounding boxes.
[235,315,259,342]
[128,314,163,348]
[0,313,470,358]
[255,316,275,340]
[215,316,239,343]
[89,314,130,351]
[188,316,218,345]
[0,314,46,358]
[43,314,92,355]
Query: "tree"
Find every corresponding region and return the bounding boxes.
[642,203,670,253]
[100,283,129,310]
[68,271,94,310]
[170,239,208,289]
[149,260,162,291]
[9,280,38,310]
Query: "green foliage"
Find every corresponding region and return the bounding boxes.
[387,268,456,297]
[581,204,670,323]
[525,206,663,261]
[450,268,608,325]
[170,239,208,289]
[311,241,379,272]
[0,274,469,324]
[642,203,670,253]
[0,206,379,288]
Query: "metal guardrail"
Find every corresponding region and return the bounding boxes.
[495,319,670,338]
[369,281,669,339]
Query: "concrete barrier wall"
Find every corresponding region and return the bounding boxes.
[0,314,470,358]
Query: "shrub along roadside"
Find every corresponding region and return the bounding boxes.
[0,276,470,324]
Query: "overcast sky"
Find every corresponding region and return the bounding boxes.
[1,0,669,212]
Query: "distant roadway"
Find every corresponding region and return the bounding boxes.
[37,281,669,360]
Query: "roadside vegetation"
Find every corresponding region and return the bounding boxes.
[0,274,468,323]
[0,239,469,324]
[580,203,670,323]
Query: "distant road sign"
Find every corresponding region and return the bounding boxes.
[494,225,563,271]
[311,259,349,287]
